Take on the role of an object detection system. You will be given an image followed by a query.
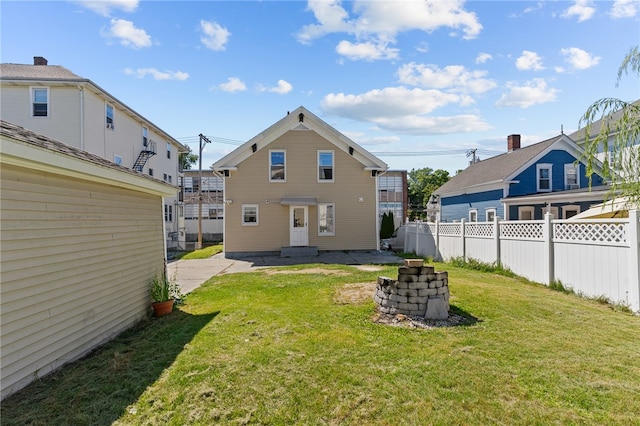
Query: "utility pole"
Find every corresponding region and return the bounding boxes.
[196,133,211,250]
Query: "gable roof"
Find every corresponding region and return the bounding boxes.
[569,99,640,144]
[435,134,584,197]
[212,106,387,172]
[0,61,187,152]
[1,120,175,196]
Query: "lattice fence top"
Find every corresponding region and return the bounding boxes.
[554,222,627,244]
[466,223,495,238]
[439,223,461,236]
[500,222,544,240]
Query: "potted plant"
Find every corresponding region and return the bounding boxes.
[149,274,182,317]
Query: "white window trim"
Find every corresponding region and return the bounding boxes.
[562,205,580,219]
[30,86,49,118]
[318,203,335,236]
[537,163,552,193]
[468,209,478,222]
[486,208,496,222]
[518,206,535,220]
[242,204,259,226]
[317,150,335,183]
[564,163,580,189]
[269,149,286,182]
[106,103,115,130]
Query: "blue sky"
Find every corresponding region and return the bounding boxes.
[2,0,638,173]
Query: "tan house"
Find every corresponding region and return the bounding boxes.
[0,57,188,249]
[213,107,388,257]
[0,121,176,400]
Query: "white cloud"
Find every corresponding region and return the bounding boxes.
[475,52,493,64]
[200,20,231,51]
[321,86,490,135]
[561,0,596,22]
[258,80,293,95]
[397,62,497,94]
[297,0,482,61]
[559,47,601,70]
[336,40,399,61]
[516,50,544,71]
[610,0,638,18]
[74,0,138,17]
[124,68,189,80]
[495,78,559,108]
[219,77,247,92]
[104,19,152,49]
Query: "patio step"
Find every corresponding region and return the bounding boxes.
[280,246,318,257]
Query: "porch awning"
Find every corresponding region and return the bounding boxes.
[280,197,317,206]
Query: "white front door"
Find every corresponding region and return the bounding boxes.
[290,206,308,246]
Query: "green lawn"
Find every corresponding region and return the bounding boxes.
[2,262,639,425]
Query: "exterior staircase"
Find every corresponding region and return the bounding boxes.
[133,140,157,172]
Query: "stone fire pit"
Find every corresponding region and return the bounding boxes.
[374,259,450,320]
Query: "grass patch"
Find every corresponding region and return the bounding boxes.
[2,263,640,425]
[172,243,223,260]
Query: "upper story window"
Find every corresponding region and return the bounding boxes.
[564,163,579,189]
[106,104,114,129]
[31,87,49,117]
[142,126,149,147]
[270,150,286,182]
[166,142,171,159]
[318,150,334,182]
[537,164,552,192]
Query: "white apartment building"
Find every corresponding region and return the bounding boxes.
[0,57,188,249]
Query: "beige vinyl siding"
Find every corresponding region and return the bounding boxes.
[225,130,378,253]
[0,164,165,399]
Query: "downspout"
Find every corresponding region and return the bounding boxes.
[77,85,85,150]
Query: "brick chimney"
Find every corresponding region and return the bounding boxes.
[508,134,521,151]
[33,56,48,66]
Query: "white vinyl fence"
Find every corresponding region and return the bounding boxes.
[404,210,640,313]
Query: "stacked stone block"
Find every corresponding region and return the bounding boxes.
[374,259,450,320]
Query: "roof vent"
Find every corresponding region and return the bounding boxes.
[33,56,48,66]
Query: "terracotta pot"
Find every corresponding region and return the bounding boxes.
[152,300,174,317]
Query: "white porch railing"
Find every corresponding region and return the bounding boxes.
[404,210,640,313]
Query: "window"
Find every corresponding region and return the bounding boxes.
[486,208,496,222]
[114,154,122,165]
[562,205,580,219]
[318,203,335,236]
[564,163,579,189]
[106,104,114,129]
[164,204,173,222]
[142,127,148,147]
[318,150,334,182]
[163,173,172,183]
[166,142,171,159]
[31,87,48,117]
[149,168,154,177]
[537,164,552,192]
[242,204,259,225]
[468,209,478,222]
[269,150,286,181]
[518,206,534,220]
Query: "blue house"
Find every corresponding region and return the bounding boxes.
[434,134,606,222]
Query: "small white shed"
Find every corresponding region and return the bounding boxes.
[0,121,176,400]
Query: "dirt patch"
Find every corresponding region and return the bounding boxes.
[333,282,376,304]
[264,267,351,276]
[351,265,384,272]
[371,312,473,329]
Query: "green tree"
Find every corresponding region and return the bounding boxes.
[179,147,199,170]
[580,46,640,207]
[407,167,450,214]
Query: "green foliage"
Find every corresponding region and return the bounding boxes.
[149,274,183,303]
[407,167,450,217]
[579,46,640,206]
[179,146,199,170]
[448,257,517,278]
[379,212,395,239]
